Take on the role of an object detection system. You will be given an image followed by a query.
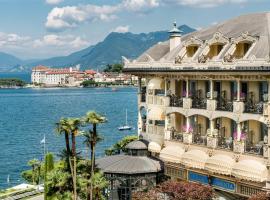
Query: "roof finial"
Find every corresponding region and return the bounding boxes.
[169,21,182,36]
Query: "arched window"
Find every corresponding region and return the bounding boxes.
[186,45,199,58]
[207,42,224,59]
[232,41,252,59]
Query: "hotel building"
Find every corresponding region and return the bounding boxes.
[123,12,270,198]
[31,66,95,86]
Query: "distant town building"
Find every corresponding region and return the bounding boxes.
[31,66,137,87]
[31,66,95,86]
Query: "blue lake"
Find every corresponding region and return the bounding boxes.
[0,87,138,189]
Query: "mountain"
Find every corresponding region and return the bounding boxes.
[0,52,23,72]
[1,25,195,72]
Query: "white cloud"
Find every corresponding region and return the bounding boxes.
[162,0,246,8]
[122,0,159,12]
[0,32,89,58]
[0,32,31,47]
[45,0,160,31]
[46,5,119,31]
[46,0,64,5]
[112,25,130,33]
[33,34,89,49]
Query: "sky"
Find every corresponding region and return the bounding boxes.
[0,0,270,59]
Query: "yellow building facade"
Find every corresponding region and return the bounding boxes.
[124,13,270,198]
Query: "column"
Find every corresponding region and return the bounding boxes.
[164,78,167,96]
[210,119,215,132]
[237,79,241,101]
[186,79,189,98]
[210,79,213,100]
[266,126,270,190]
[237,122,242,141]
[138,77,142,94]
[268,80,270,103]
[186,116,190,132]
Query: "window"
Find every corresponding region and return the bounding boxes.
[207,43,224,59]
[233,42,252,59]
[186,45,199,58]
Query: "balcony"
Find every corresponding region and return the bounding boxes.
[216,100,233,112]
[141,93,146,102]
[171,131,183,142]
[244,101,263,114]
[147,95,170,106]
[191,98,207,109]
[193,134,207,145]
[217,136,233,150]
[170,95,183,107]
[147,124,165,135]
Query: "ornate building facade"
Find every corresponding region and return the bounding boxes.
[123,12,270,198]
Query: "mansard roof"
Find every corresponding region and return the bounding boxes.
[126,12,270,69]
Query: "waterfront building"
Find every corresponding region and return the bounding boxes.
[123,12,270,198]
[31,66,95,86]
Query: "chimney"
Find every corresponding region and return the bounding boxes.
[169,22,182,51]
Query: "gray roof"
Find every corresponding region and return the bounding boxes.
[125,139,149,150]
[135,12,270,62]
[96,155,163,174]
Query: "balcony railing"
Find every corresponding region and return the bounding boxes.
[141,93,146,102]
[193,134,207,145]
[171,131,183,142]
[245,142,264,156]
[170,95,183,107]
[244,101,263,114]
[216,100,233,112]
[217,137,233,150]
[191,98,207,109]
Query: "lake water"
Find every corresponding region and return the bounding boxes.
[0,86,138,189]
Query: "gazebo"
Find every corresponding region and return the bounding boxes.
[96,139,163,200]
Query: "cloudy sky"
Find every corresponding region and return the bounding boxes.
[0,0,269,59]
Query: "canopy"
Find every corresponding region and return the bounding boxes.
[232,160,268,182]
[148,141,162,153]
[159,145,185,163]
[148,78,165,90]
[181,149,208,169]
[205,154,234,175]
[148,107,165,120]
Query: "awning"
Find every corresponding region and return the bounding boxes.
[232,160,268,182]
[159,145,185,163]
[148,107,165,120]
[148,141,162,153]
[181,149,208,169]
[148,78,165,90]
[205,154,234,175]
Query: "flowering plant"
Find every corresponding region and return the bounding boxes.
[182,90,192,97]
[233,131,246,142]
[182,125,193,134]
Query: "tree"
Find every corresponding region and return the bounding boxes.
[105,135,138,155]
[249,192,270,200]
[44,153,54,200]
[83,111,107,200]
[90,172,108,200]
[67,118,82,200]
[27,159,40,185]
[56,117,74,179]
[103,63,123,73]
[133,180,215,200]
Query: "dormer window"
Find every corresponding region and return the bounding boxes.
[232,42,252,59]
[207,43,224,59]
[186,45,199,58]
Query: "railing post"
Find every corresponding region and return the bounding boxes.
[237,122,242,141]
[237,79,241,102]
[186,78,189,98]
[210,79,213,100]
[138,77,142,93]
[164,78,167,96]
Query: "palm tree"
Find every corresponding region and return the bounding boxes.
[67,118,82,200]
[91,172,108,200]
[83,111,107,200]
